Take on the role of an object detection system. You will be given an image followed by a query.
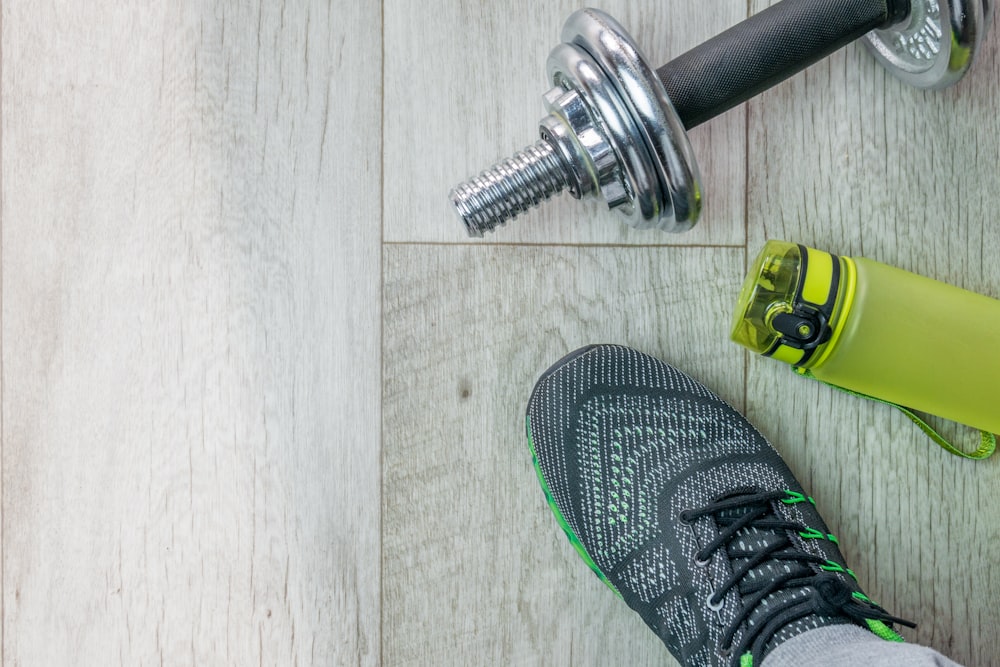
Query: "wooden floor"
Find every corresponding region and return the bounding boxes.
[4,1,999,665]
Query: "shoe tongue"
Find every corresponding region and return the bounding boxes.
[716,501,849,656]
[717,504,809,595]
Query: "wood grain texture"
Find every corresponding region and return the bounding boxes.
[2,2,380,665]
[745,3,1000,664]
[383,0,748,245]
[6,0,999,664]
[383,244,744,666]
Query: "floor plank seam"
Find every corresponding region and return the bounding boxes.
[382,241,748,249]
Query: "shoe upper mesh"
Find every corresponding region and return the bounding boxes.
[527,345,869,666]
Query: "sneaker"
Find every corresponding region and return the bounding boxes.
[525,344,913,667]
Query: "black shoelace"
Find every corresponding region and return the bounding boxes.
[680,489,915,667]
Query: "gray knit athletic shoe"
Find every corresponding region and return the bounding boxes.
[525,345,913,667]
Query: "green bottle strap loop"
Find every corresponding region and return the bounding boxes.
[794,368,996,460]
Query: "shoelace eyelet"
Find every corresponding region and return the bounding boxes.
[706,593,724,612]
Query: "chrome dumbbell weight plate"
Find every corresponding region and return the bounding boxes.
[864,0,992,88]
[553,9,702,231]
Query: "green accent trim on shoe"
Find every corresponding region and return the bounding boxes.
[781,490,815,505]
[798,527,839,544]
[740,652,754,667]
[866,619,906,642]
[852,593,906,642]
[819,560,857,581]
[526,416,622,599]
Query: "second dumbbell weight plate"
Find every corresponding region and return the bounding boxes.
[864,0,992,89]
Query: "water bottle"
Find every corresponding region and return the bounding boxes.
[730,239,1000,434]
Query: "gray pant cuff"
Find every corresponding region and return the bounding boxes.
[761,624,963,667]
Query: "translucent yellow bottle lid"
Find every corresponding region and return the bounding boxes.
[730,240,845,367]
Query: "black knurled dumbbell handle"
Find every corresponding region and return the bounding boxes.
[658,0,911,129]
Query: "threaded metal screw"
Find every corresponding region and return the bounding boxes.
[449,140,570,237]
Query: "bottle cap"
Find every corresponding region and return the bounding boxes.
[730,240,845,367]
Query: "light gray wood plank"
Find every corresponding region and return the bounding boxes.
[2,2,381,665]
[384,1,748,245]
[745,3,1000,664]
[383,244,745,666]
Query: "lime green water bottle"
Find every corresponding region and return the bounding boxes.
[730,240,1000,435]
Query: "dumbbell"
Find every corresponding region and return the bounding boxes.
[449,0,991,237]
